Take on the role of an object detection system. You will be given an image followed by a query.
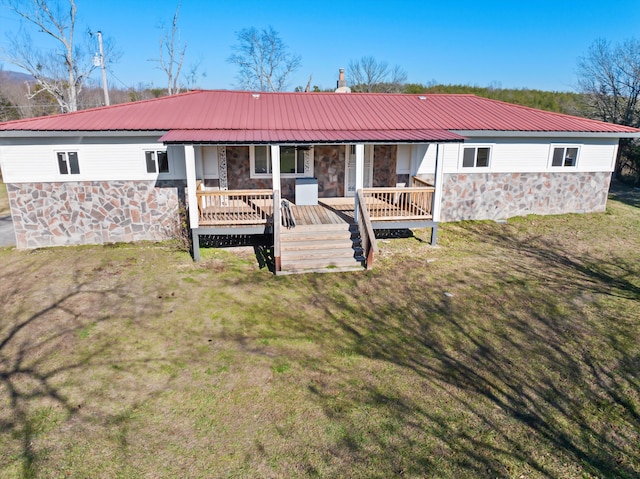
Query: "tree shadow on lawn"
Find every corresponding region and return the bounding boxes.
[299,222,640,478]
[0,251,173,478]
[198,234,275,272]
[609,179,640,208]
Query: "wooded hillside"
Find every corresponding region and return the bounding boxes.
[406,83,583,115]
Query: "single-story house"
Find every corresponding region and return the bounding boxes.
[1,89,638,273]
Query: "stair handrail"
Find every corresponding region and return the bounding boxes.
[281,199,296,229]
[356,189,379,270]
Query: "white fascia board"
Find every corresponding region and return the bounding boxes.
[453,130,640,139]
[0,130,168,138]
[162,139,466,146]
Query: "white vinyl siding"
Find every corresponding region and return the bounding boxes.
[571,143,618,171]
[0,135,620,184]
[396,144,412,174]
[435,138,619,174]
[414,144,438,175]
[0,137,187,183]
[441,143,461,173]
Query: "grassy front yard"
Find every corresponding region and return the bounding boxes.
[0,175,9,216]
[0,188,638,478]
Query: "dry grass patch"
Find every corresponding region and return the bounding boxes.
[0,188,639,478]
[0,179,9,216]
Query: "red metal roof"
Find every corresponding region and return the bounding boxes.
[1,90,638,141]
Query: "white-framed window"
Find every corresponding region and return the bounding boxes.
[549,145,579,168]
[250,145,312,178]
[461,146,491,168]
[145,150,169,174]
[57,151,80,175]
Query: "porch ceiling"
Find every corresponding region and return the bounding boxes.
[159,128,466,144]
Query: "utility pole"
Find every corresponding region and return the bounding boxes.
[97,31,110,106]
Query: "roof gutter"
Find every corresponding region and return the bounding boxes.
[453,130,640,139]
[0,130,168,138]
[161,139,466,146]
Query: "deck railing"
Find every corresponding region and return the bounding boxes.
[411,176,434,187]
[362,187,435,220]
[196,189,274,225]
[356,189,379,270]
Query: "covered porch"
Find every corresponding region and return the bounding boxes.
[189,175,440,273]
[173,138,457,273]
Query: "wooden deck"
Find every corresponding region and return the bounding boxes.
[292,200,354,226]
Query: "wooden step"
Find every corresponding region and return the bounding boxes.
[276,264,364,275]
[281,247,362,261]
[280,256,364,270]
[281,232,358,242]
[282,222,357,233]
[280,226,357,238]
[280,238,358,251]
[277,221,365,274]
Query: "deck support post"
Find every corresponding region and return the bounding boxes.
[271,145,282,272]
[192,230,201,261]
[354,144,365,223]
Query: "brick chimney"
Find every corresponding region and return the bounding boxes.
[335,68,351,93]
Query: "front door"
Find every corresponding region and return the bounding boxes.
[201,146,222,189]
[345,145,373,196]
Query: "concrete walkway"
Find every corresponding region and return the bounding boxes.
[0,215,16,247]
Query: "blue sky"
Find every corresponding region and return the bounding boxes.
[1,0,639,92]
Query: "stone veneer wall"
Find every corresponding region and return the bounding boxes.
[7,180,185,249]
[372,145,397,187]
[315,146,345,197]
[440,171,612,222]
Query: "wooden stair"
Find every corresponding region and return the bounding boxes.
[277,223,365,275]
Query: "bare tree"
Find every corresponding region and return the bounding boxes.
[347,56,407,93]
[152,2,187,95]
[0,0,100,112]
[0,69,20,121]
[183,58,206,91]
[577,38,640,182]
[228,26,301,92]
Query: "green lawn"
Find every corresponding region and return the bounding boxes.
[0,189,638,478]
